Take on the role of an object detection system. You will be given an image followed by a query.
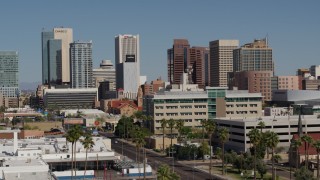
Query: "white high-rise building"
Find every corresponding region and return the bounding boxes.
[115,34,140,98]
[92,60,116,90]
[70,41,93,88]
[53,28,73,84]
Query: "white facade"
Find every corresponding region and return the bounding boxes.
[115,34,140,96]
[92,60,116,90]
[53,28,73,83]
[70,41,93,88]
[215,115,320,152]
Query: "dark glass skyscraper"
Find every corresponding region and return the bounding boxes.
[41,31,54,85]
[48,39,62,85]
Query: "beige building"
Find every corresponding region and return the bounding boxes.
[53,28,73,84]
[209,40,239,87]
[216,90,262,118]
[144,136,178,150]
[277,76,300,90]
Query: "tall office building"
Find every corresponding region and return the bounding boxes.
[233,38,273,72]
[41,27,73,86]
[115,34,140,98]
[70,41,93,88]
[189,47,209,88]
[231,38,274,102]
[92,60,116,90]
[167,39,190,84]
[167,39,209,88]
[0,51,19,97]
[209,40,239,87]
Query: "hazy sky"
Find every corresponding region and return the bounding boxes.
[0,0,319,83]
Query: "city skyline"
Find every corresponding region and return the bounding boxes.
[0,0,319,85]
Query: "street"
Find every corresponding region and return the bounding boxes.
[110,137,225,180]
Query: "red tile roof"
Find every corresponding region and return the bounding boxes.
[293,133,320,155]
[110,100,138,109]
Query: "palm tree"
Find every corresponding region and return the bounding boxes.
[200,119,208,162]
[132,127,146,179]
[175,119,184,143]
[301,134,313,168]
[160,118,167,153]
[205,119,215,177]
[167,118,176,155]
[80,133,95,177]
[217,127,229,175]
[65,125,82,179]
[292,138,302,169]
[258,121,265,133]
[248,128,262,180]
[266,131,279,180]
[313,140,320,179]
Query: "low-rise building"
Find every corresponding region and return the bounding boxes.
[43,88,98,109]
[215,115,320,153]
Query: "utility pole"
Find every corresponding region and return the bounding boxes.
[143,147,146,180]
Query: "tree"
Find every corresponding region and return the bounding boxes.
[265,131,279,180]
[198,141,210,160]
[292,138,302,169]
[160,119,167,153]
[257,121,265,133]
[217,127,229,175]
[301,134,313,169]
[271,154,282,163]
[248,128,262,180]
[257,160,267,179]
[80,133,95,177]
[65,125,82,179]
[175,119,184,142]
[114,116,134,138]
[131,126,146,179]
[167,118,176,154]
[157,164,180,180]
[313,140,320,179]
[200,119,208,162]
[205,119,215,177]
[294,167,316,180]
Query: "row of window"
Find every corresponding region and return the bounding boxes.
[155,105,206,109]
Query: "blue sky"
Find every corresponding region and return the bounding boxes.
[0,0,319,83]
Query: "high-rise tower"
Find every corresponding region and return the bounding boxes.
[209,40,239,87]
[115,34,140,98]
[41,27,73,86]
[70,41,93,88]
[0,51,19,97]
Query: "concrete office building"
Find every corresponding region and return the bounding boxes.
[70,41,93,88]
[215,115,320,152]
[271,76,301,90]
[93,60,116,90]
[42,28,73,85]
[0,51,19,98]
[43,88,98,108]
[115,34,140,98]
[144,74,262,134]
[233,38,273,72]
[232,71,273,102]
[209,40,239,87]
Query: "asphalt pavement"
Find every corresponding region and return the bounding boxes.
[110,137,226,180]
